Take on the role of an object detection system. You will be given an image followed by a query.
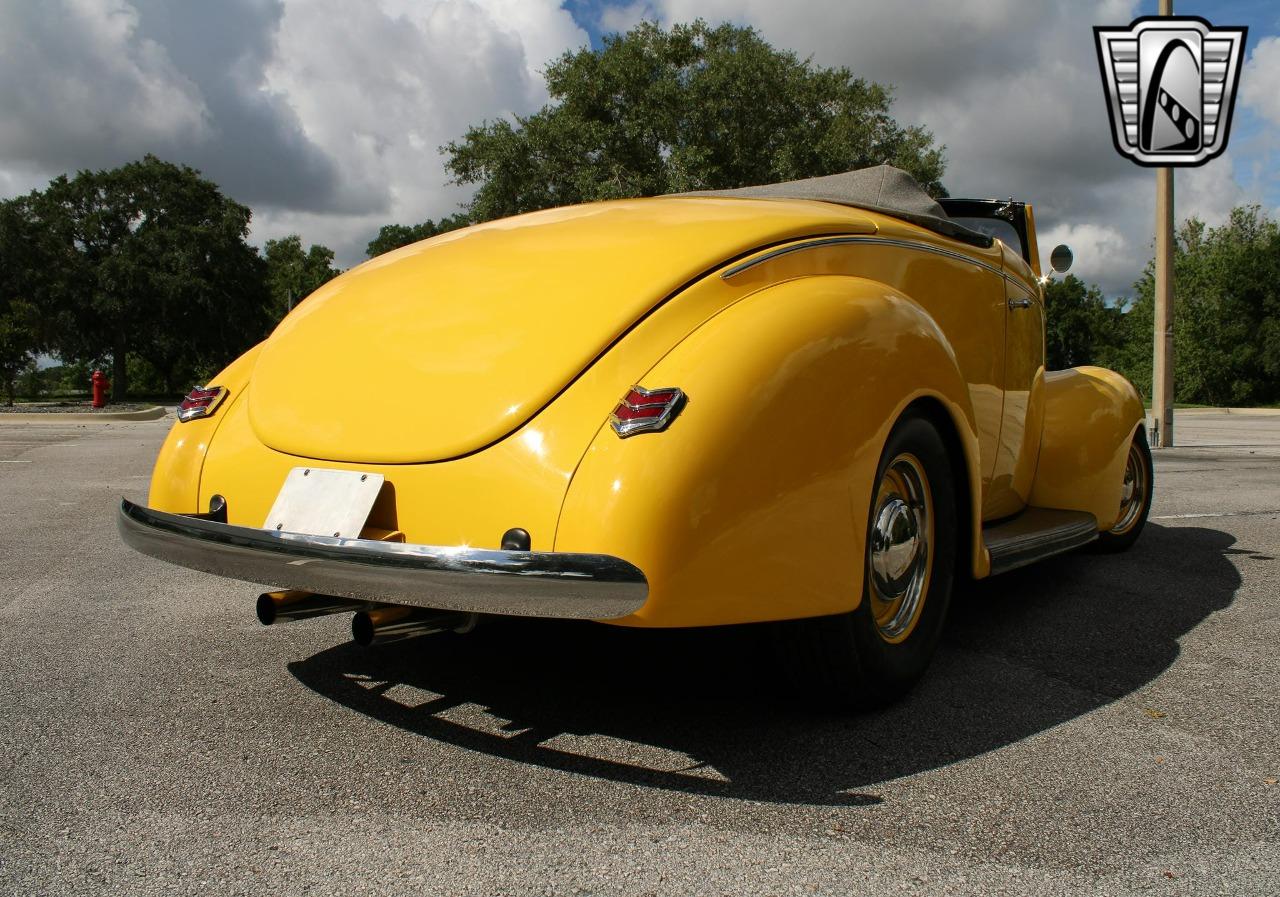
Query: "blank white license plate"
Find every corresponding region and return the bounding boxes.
[263,467,385,539]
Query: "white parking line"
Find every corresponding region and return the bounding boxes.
[0,460,34,463]
[1160,443,1280,448]
[1153,509,1280,519]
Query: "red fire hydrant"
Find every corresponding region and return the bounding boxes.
[91,370,110,408]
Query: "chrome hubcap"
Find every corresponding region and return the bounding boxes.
[1112,441,1147,535]
[869,454,932,642]
[872,499,920,587]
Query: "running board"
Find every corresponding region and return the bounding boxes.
[984,508,1099,575]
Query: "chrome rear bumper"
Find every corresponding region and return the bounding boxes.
[117,499,648,619]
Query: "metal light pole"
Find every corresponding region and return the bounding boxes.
[1152,0,1176,447]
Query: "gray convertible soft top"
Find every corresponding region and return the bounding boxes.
[684,164,993,248]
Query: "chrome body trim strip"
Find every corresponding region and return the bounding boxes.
[721,235,1042,301]
[984,507,1099,576]
[720,236,881,278]
[117,499,648,619]
[1005,275,1039,301]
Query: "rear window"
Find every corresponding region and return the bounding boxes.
[947,216,1024,256]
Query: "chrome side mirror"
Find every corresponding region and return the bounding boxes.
[1050,244,1073,273]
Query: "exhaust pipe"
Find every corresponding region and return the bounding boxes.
[256,589,382,625]
[351,606,474,647]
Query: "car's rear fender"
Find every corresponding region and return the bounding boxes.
[555,274,984,627]
[148,342,264,513]
[1030,366,1145,528]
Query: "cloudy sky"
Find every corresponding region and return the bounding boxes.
[2,0,1276,297]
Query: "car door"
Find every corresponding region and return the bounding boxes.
[939,199,1047,520]
[986,242,1047,519]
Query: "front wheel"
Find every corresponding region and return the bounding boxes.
[1092,427,1154,553]
[782,411,957,709]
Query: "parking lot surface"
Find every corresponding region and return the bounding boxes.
[1,412,1277,896]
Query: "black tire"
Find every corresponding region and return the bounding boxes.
[781,410,958,709]
[1092,427,1154,553]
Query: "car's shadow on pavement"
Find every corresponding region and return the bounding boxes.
[289,523,1243,806]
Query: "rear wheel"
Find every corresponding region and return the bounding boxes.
[1093,428,1153,553]
[782,411,957,709]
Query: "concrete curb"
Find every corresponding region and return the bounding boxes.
[1171,407,1280,416]
[0,405,169,423]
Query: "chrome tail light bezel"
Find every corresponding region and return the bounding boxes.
[177,385,229,422]
[609,385,686,438]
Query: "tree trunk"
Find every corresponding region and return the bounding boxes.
[112,335,128,402]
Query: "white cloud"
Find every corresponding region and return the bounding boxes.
[254,0,587,261]
[1237,34,1280,220]
[612,0,1265,297]
[1,0,1270,288]
[0,0,210,166]
[597,2,660,35]
[1180,151,1249,227]
[1037,222,1140,294]
[0,0,587,264]
[0,0,349,211]
[1242,35,1280,126]
[0,162,55,201]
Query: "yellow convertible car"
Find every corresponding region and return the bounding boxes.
[119,165,1152,705]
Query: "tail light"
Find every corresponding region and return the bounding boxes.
[177,385,229,422]
[609,386,685,437]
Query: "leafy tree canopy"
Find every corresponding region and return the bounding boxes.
[0,306,38,406]
[263,234,340,322]
[1043,274,1127,372]
[0,199,43,404]
[13,155,268,397]
[366,214,470,258]
[443,19,947,222]
[1114,205,1280,406]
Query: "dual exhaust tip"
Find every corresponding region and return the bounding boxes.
[256,589,476,646]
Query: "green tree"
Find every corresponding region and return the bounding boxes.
[366,214,470,258]
[443,20,947,222]
[18,156,269,398]
[1118,206,1280,406]
[263,234,341,322]
[0,198,45,404]
[1043,274,1127,371]
[0,304,38,406]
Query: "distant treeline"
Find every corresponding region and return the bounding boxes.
[4,153,1277,408]
[1045,206,1280,407]
[0,155,458,403]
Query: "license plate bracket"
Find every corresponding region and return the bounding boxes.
[263,467,385,538]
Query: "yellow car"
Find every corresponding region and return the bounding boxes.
[119,165,1152,705]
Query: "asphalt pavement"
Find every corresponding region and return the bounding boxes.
[1,411,1277,896]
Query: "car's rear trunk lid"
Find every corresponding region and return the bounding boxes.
[248,197,856,463]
